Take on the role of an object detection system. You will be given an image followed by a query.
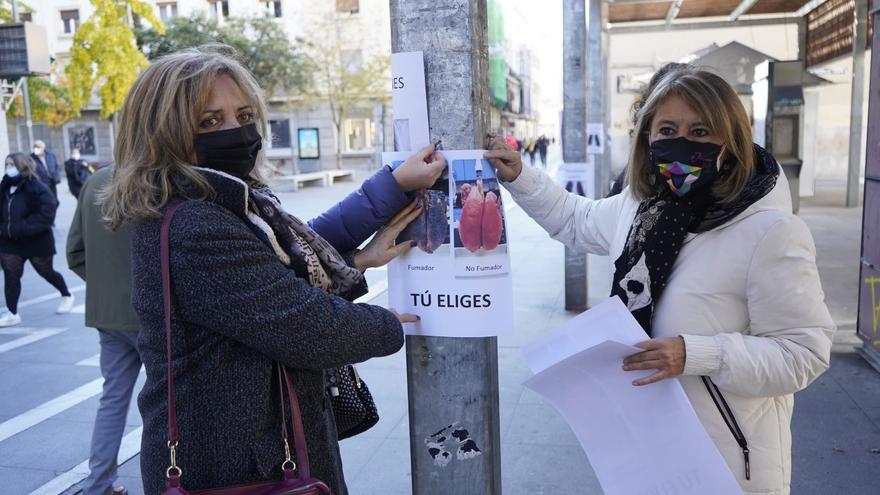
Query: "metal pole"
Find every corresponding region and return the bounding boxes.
[600,2,612,196]
[562,0,589,311]
[389,2,501,494]
[588,0,606,197]
[847,0,868,207]
[10,0,34,151]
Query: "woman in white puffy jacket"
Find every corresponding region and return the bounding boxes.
[485,65,834,495]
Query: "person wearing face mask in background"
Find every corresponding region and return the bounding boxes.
[64,147,95,199]
[0,153,75,327]
[30,140,62,200]
[103,48,445,494]
[485,64,834,495]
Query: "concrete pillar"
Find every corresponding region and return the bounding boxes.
[847,0,868,207]
[562,0,589,311]
[389,2,501,494]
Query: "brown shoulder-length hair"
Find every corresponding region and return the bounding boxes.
[102,46,269,229]
[626,65,755,203]
[6,152,37,177]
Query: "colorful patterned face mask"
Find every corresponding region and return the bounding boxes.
[650,137,721,197]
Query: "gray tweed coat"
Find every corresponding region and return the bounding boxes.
[132,170,404,494]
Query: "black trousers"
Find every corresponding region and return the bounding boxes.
[0,254,70,314]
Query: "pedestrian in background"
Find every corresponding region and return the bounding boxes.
[67,165,138,495]
[486,64,834,495]
[0,152,74,327]
[504,133,519,151]
[536,134,549,167]
[65,147,95,199]
[30,140,61,200]
[525,137,537,166]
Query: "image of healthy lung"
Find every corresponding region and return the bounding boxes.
[422,190,448,254]
[481,191,503,251]
[459,182,484,253]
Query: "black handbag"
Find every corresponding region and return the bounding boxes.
[326,365,379,440]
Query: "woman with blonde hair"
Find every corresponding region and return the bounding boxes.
[0,152,74,327]
[486,64,834,494]
[105,47,443,494]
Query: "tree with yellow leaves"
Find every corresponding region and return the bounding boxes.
[65,0,164,118]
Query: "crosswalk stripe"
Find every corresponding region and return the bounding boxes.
[28,426,143,495]
[18,285,86,310]
[0,378,104,443]
[75,353,101,367]
[0,328,65,354]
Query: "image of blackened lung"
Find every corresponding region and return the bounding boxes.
[422,190,448,253]
[397,193,427,247]
[397,188,449,254]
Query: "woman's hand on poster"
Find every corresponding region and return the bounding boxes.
[622,336,686,386]
[393,143,447,192]
[353,200,421,272]
[483,133,523,182]
[389,308,420,324]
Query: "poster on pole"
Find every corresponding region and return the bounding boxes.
[558,158,596,198]
[391,51,430,152]
[384,150,514,338]
[587,123,604,154]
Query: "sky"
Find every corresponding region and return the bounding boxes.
[503,0,564,132]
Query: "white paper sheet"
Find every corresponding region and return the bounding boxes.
[383,150,514,338]
[522,298,742,495]
[391,51,430,151]
[521,297,647,374]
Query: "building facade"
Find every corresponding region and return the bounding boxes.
[5,0,544,174]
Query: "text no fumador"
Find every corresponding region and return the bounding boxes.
[410,291,492,309]
[464,264,503,273]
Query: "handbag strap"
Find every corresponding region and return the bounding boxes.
[161,201,313,483]
[701,376,750,480]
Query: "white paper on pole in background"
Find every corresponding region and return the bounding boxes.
[382,150,514,338]
[587,122,604,154]
[556,157,596,199]
[391,52,430,151]
[524,340,742,495]
[520,297,646,374]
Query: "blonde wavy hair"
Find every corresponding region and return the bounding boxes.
[626,65,755,203]
[102,47,269,229]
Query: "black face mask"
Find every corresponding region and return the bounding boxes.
[194,123,262,180]
[650,137,721,198]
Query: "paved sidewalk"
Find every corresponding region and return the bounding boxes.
[33,167,878,495]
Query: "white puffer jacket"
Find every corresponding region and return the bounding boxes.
[504,164,835,495]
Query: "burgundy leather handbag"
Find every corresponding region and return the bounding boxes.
[160,201,332,495]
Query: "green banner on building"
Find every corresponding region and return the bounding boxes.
[488,0,507,108]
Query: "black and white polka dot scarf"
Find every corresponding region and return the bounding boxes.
[611,144,779,334]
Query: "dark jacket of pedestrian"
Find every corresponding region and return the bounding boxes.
[66,167,139,332]
[64,156,94,199]
[31,149,61,187]
[132,170,404,494]
[0,173,58,257]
